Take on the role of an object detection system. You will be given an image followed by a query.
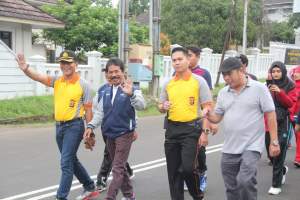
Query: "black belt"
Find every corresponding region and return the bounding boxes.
[167,118,202,131]
[56,117,83,126]
[168,118,201,126]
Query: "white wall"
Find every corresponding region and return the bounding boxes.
[294,0,300,13]
[266,10,292,22]
[0,22,17,53]
[0,21,33,58]
[0,40,35,99]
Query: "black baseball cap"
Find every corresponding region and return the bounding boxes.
[58,50,77,63]
[219,57,243,73]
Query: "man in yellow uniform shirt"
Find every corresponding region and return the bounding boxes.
[159,47,213,200]
[17,51,98,200]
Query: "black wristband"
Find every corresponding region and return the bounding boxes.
[23,64,29,72]
[87,124,95,130]
[130,93,136,99]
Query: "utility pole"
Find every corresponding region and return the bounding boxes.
[118,0,130,68]
[149,0,153,45]
[242,0,248,54]
[118,0,124,60]
[258,0,265,49]
[150,0,161,97]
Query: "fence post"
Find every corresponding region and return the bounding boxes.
[295,28,300,46]
[86,51,103,91]
[28,55,47,96]
[225,49,238,57]
[248,48,261,77]
[201,48,213,68]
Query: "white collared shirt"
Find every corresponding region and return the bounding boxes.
[111,85,119,104]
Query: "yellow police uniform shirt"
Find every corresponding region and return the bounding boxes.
[46,73,92,121]
[160,71,212,122]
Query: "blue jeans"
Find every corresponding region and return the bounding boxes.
[56,119,94,199]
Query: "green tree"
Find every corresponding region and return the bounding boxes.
[161,0,263,52]
[262,13,298,45]
[129,0,149,16]
[130,21,149,44]
[42,0,148,57]
[289,13,300,29]
[238,0,264,47]
[269,21,295,44]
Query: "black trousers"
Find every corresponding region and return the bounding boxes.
[165,116,207,174]
[265,130,289,188]
[165,121,203,200]
[97,134,132,182]
[198,146,207,174]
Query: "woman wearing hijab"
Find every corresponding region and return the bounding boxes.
[265,61,297,195]
[289,66,300,167]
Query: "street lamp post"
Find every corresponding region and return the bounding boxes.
[118,0,130,68]
[242,0,248,54]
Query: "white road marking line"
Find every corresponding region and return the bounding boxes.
[2,144,223,200]
[131,143,223,169]
[131,158,166,169]
[206,144,223,150]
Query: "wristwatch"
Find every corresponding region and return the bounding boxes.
[202,128,210,135]
[271,140,279,146]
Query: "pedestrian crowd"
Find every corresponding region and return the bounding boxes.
[16,45,300,200]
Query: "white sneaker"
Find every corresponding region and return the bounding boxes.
[184,182,188,191]
[121,193,135,200]
[129,173,135,180]
[282,165,288,185]
[268,187,282,195]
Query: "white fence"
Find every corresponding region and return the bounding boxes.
[0,47,105,99]
[1,41,300,99]
[160,48,276,87]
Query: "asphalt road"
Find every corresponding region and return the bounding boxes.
[0,115,300,200]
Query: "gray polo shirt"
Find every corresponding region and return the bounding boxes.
[215,78,275,154]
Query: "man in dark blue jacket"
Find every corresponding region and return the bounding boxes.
[84,58,146,200]
[93,72,135,192]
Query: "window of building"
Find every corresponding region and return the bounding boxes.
[267,9,276,14]
[0,31,12,49]
[283,8,292,13]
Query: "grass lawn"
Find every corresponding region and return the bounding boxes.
[0,96,54,124]
[0,94,162,124]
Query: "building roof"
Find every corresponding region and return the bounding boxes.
[0,0,64,28]
[24,0,58,6]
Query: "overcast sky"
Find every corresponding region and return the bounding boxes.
[112,0,118,7]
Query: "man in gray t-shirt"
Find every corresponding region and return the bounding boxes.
[204,57,280,200]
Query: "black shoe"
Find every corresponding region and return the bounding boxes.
[127,166,135,179]
[294,161,300,168]
[96,176,107,192]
